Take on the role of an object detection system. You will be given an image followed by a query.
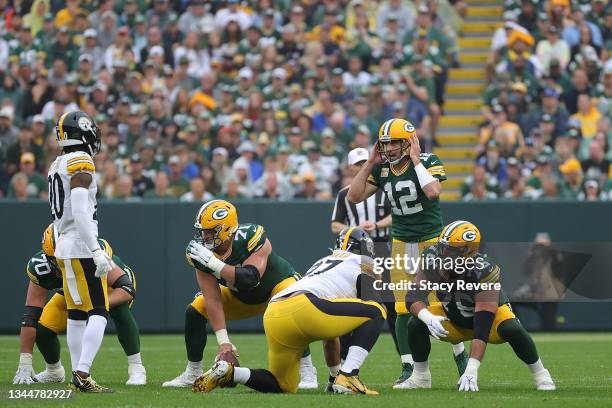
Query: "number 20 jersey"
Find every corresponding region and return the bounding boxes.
[47,151,98,259]
[271,250,370,301]
[367,153,447,243]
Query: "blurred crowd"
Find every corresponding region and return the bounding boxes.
[463,0,612,201]
[0,0,462,202]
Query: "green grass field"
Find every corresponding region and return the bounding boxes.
[1,333,610,407]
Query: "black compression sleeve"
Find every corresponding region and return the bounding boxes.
[473,310,496,343]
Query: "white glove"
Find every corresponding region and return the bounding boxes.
[13,353,37,384]
[187,240,226,277]
[93,247,113,278]
[458,358,480,392]
[417,308,449,339]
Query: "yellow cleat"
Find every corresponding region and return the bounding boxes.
[70,371,113,393]
[332,373,379,396]
[192,360,234,393]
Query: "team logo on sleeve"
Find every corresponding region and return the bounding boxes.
[212,208,229,220]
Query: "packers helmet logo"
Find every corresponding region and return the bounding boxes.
[212,208,229,220]
[403,122,415,133]
[462,230,477,242]
[78,116,93,132]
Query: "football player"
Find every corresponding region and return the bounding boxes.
[347,118,468,386]
[192,227,385,395]
[13,224,146,386]
[163,200,318,389]
[47,111,114,392]
[403,221,556,391]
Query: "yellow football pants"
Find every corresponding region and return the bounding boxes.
[38,293,69,333]
[58,258,108,313]
[264,294,386,393]
[427,303,516,344]
[391,237,439,314]
[190,277,297,320]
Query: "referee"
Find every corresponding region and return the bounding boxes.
[330,147,398,354]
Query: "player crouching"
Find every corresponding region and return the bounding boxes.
[402,221,555,392]
[193,227,385,395]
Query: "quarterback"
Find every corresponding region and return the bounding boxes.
[347,118,467,385]
[163,200,318,389]
[47,111,114,392]
[193,227,385,395]
[403,221,556,391]
[13,225,145,386]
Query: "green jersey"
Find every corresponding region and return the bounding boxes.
[368,154,446,242]
[188,223,299,305]
[420,246,509,329]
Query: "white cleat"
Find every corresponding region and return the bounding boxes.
[534,369,556,391]
[298,364,318,389]
[35,366,65,383]
[126,364,147,385]
[393,371,432,389]
[162,369,203,387]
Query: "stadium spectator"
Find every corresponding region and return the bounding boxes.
[180,176,214,202]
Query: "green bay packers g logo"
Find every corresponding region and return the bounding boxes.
[462,230,477,241]
[404,122,415,133]
[212,208,229,220]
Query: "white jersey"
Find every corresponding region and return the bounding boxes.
[47,151,98,259]
[272,250,371,301]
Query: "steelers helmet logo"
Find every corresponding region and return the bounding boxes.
[212,208,229,220]
[78,116,93,132]
[462,230,477,242]
[403,122,415,133]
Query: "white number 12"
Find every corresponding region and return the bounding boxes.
[384,180,423,215]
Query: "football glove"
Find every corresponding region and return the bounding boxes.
[458,358,480,392]
[417,308,449,339]
[93,247,113,278]
[187,240,226,277]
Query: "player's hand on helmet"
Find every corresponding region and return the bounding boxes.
[187,240,215,267]
[13,365,37,385]
[93,247,113,278]
[458,368,479,392]
[368,144,383,165]
[408,135,421,164]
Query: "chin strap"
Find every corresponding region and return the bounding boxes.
[389,153,407,165]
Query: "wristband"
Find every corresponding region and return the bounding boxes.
[417,308,435,324]
[19,353,33,367]
[414,163,437,188]
[207,256,226,278]
[465,358,480,374]
[215,329,231,345]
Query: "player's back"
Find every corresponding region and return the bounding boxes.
[272,250,366,301]
[47,151,98,259]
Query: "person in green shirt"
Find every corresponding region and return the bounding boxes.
[7,152,46,199]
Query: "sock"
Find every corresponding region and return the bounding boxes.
[66,319,86,371]
[233,367,251,384]
[413,361,429,373]
[395,314,412,356]
[185,305,207,363]
[244,369,283,393]
[109,303,141,356]
[300,354,313,367]
[340,346,368,374]
[452,342,465,356]
[528,358,545,374]
[76,315,107,374]
[36,324,61,365]
[328,364,340,377]
[401,354,414,365]
[47,361,62,370]
[187,360,202,373]
[127,353,142,366]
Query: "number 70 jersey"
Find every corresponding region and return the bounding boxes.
[367,153,446,243]
[47,151,98,259]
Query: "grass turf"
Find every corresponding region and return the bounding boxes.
[0,333,611,407]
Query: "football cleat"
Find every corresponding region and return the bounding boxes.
[394,363,413,384]
[454,350,469,376]
[393,370,432,389]
[332,372,378,395]
[162,369,203,387]
[192,360,234,393]
[35,366,65,383]
[126,364,147,385]
[298,364,318,389]
[70,371,113,393]
[534,369,556,391]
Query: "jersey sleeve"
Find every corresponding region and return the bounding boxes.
[477,259,501,286]
[331,189,348,223]
[422,153,447,182]
[246,224,267,254]
[66,153,95,176]
[367,164,383,187]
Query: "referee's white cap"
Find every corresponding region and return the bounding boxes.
[348,147,369,165]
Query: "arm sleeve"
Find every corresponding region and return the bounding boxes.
[331,189,348,223]
[70,187,101,253]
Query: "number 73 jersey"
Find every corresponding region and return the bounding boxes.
[367,153,446,242]
[47,151,98,259]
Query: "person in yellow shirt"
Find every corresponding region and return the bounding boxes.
[54,0,84,29]
[570,94,602,139]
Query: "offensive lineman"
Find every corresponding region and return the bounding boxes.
[403,220,555,391]
[13,224,145,386]
[163,200,318,389]
[47,111,114,392]
[347,118,467,386]
[193,227,385,395]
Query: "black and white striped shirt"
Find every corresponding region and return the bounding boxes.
[331,186,391,241]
